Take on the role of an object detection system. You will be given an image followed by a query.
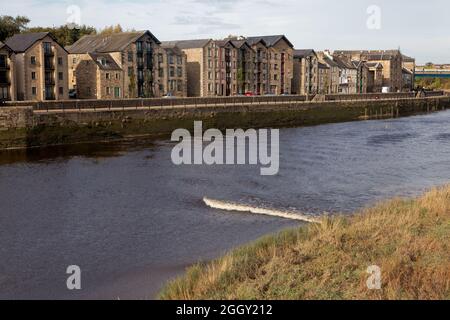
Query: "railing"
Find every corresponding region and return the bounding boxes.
[2,91,447,112]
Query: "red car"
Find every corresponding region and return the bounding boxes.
[245,91,254,97]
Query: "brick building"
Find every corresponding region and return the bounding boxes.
[159,43,187,97]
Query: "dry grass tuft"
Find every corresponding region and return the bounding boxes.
[159,185,450,300]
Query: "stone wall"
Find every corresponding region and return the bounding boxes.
[0,96,449,149]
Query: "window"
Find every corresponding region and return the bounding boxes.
[0,55,6,68]
[58,57,63,65]
[177,67,182,77]
[87,87,91,95]
[32,87,37,95]
[0,87,8,99]
[169,55,174,65]
[208,60,212,68]
[128,51,133,62]
[59,87,64,95]
[31,56,36,65]
[176,55,182,65]
[128,67,133,77]
[72,57,77,64]
[106,87,111,95]
[31,72,36,80]
[177,80,182,92]
[159,68,164,78]
[169,66,175,77]
[58,72,63,80]
[158,54,163,63]
[114,87,121,98]
[274,74,278,80]
[106,73,110,80]
[116,73,120,80]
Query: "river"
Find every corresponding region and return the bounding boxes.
[0,110,449,299]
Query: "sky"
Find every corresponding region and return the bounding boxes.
[3,0,450,64]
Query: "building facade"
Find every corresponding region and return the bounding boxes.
[317,52,340,94]
[0,42,16,101]
[5,32,69,101]
[317,62,330,95]
[68,31,162,99]
[292,49,318,95]
[231,39,255,94]
[247,35,294,95]
[159,43,187,97]
[352,60,369,94]
[366,62,383,93]
[334,50,404,92]
[402,55,415,91]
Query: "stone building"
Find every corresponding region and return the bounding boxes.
[317,62,330,95]
[334,50,404,92]
[159,43,187,97]
[330,55,358,94]
[5,32,69,101]
[402,55,415,91]
[165,39,217,97]
[292,49,319,95]
[230,39,255,94]
[352,60,369,94]
[247,35,294,95]
[0,42,16,101]
[246,38,269,95]
[366,62,383,93]
[214,40,240,96]
[317,52,340,94]
[68,31,162,99]
[71,52,123,99]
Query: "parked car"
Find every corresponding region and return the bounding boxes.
[244,91,254,97]
[163,92,176,99]
[68,89,77,99]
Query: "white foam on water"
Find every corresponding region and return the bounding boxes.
[203,197,322,224]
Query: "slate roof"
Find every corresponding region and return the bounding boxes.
[402,54,415,62]
[333,56,357,69]
[230,40,251,49]
[4,32,63,53]
[164,39,212,50]
[334,49,402,61]
[318,62,329,69]
[161,42,184,55]
[88,52,122,71]
[294,49,316,58]
[0,41,12,52]
[246,35,294,48]
[321,56,339,68]
[67,31,161,54]
[365,62,383,69]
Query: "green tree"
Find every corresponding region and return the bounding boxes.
[0,15,30,41]
[26,25,96,46]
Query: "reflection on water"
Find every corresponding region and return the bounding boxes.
[0,110,449,299]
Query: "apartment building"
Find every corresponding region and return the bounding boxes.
[334,50,403,92]
[317,62,330,95]
[5,32,68,101]
[331,55,358,94]
[68,31,162,99]
[0,42,16,101]
[166,39,216,97]
[230,39,255,95]
[402,55,415,91]
[317,52,340,94]
[246,38,269,95]
[214,40,239,96]
[247,35,294,95]
[366,62,383,93]
[352,60,369,94]
[292,49,318,95]
[159,43,187,97]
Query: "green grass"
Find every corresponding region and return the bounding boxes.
[159,186,450,300]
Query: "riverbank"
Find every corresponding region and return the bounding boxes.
[159,185,450,300]
[1,95,449,150]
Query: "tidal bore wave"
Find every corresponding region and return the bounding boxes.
[203,197,322,223]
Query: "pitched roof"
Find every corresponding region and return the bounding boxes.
[321,56,339,68]
[214,39,236,48]
[402,54,415,62]
[88,52,122,71]
[161,42,184,56]
[318,62,329,69]
[246,35,294,48]
[67,31,160,54]
[333,56,357,69]
[334,49,402,61]
[4,32,63,53]
[230,40,252,49]
[164,39,212,49]
[0,41,12,52]
[402,67,413,75]
[365,62,383,69]
[294,49,316,58]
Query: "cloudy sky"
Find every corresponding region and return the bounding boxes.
[3,0,450,64]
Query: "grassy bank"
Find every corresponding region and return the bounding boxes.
[160,186,450,300]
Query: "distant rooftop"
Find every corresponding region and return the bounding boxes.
[4,32,61,53]
[246,35,294,48]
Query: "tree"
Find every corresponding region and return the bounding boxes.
[0,15,30,41]
[100,24,123,35]
[26,25,96,46]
